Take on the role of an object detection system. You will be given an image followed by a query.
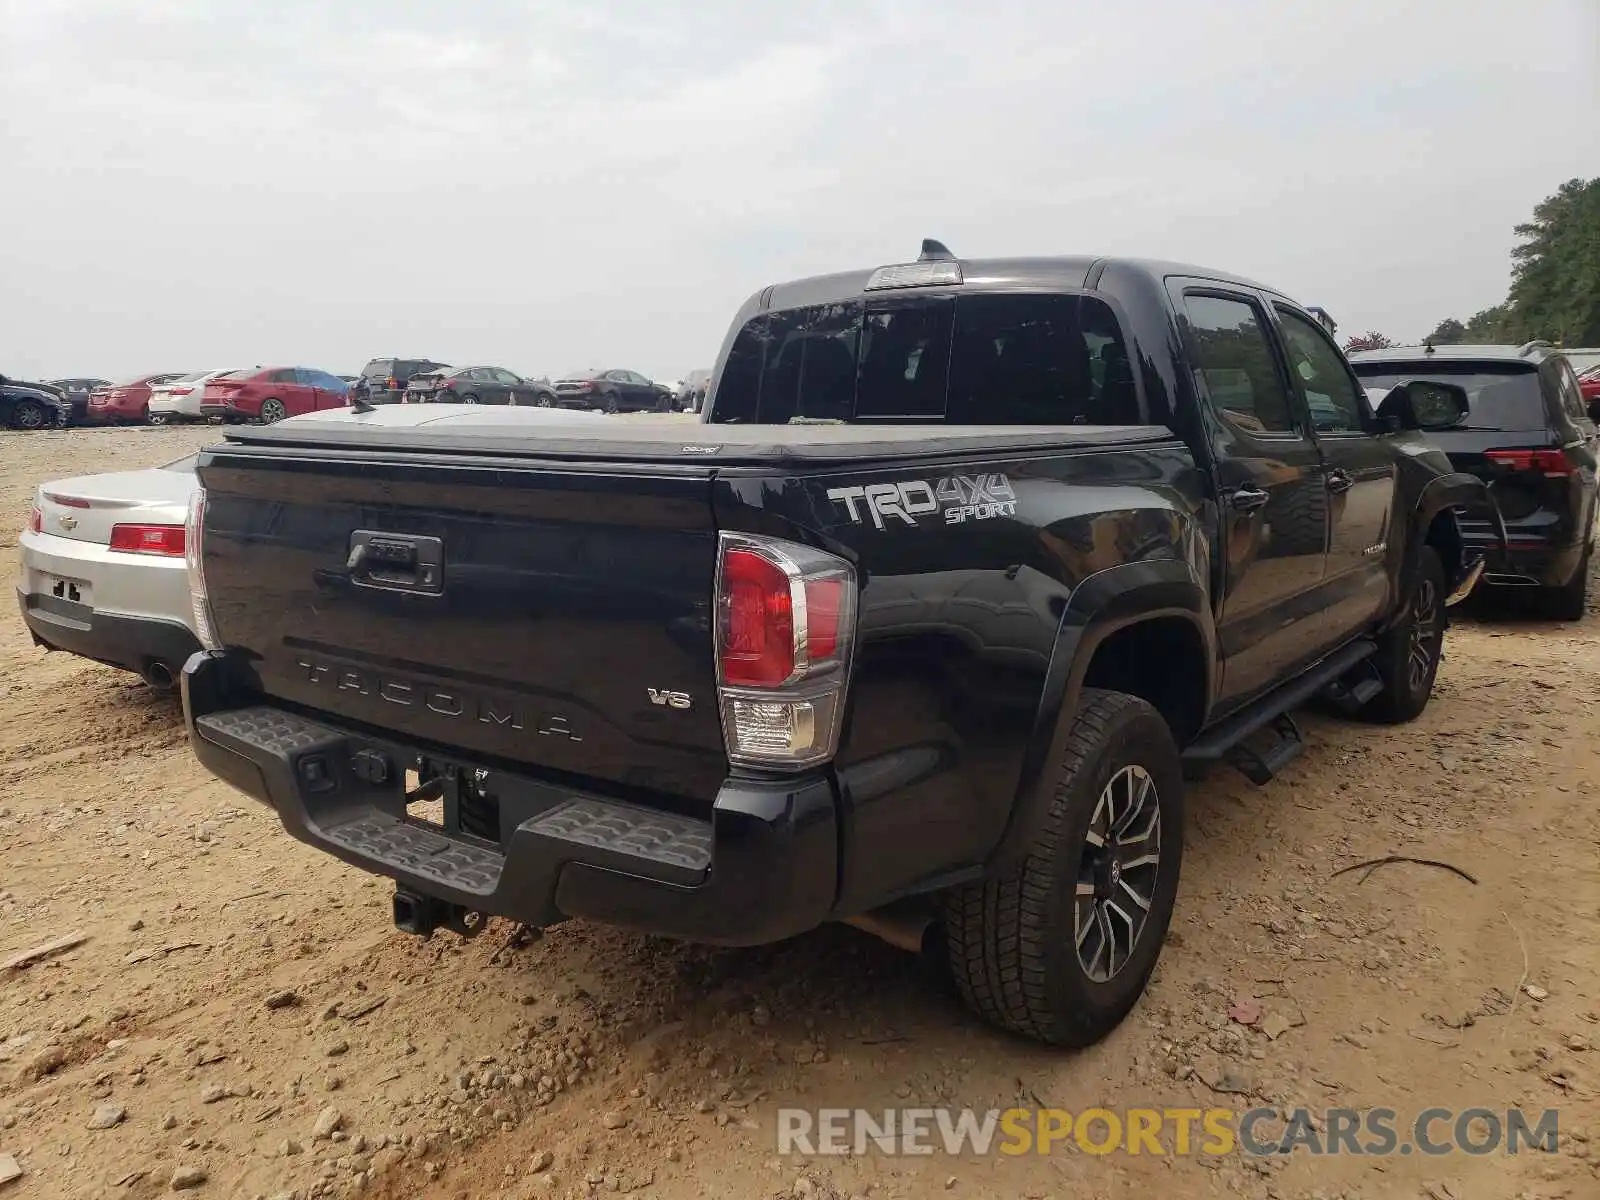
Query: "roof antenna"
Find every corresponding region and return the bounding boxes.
[918,238,955,262]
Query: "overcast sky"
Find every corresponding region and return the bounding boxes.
[3,0,1597,383]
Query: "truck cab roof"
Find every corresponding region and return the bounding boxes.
[752,254,1284,316]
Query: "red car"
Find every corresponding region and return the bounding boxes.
[1579,363,1600,405]
[87,373,188,423]
[200,367,351,424]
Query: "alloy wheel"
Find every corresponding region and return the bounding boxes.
[1074,764,1162,983]
[1407,577,1440,692]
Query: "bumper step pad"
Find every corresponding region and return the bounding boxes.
[194,705,711,889]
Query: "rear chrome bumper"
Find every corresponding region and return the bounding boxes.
[182,650,840,946]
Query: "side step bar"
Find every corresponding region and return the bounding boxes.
[1181,638,1377,783]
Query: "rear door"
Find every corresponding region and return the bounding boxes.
[266,369,309,416]
[1271,303,1395,635]
[1172,284,1331,706]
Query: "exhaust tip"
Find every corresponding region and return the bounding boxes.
[143,660,175,690]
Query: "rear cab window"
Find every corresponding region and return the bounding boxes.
[1349,362,1549,433]
[710,293,1149,425]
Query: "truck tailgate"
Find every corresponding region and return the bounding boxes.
[198,447,727,805]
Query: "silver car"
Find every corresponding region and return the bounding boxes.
[17,453,202,689]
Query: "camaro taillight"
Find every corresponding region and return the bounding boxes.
[185,488,220,650]
[1486,448,1572,477]
[714,532,857,769]
[109,524,186,556]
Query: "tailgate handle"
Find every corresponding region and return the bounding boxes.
[346,530,443,595]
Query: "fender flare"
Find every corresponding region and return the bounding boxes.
[985,558,1215,871]
[1399,471,1499,606]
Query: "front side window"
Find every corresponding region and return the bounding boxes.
[1276,307,1366,433]
[1183,294,1296,434]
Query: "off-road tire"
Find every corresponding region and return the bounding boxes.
[942,688,1184,1046]
[1361,546,1445,723]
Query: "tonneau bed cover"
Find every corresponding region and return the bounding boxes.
[219,408,1178,467]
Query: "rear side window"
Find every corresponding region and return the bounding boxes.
[711,293,1144,425]
[1350,363,1546,432]
[1182,294,1296,434]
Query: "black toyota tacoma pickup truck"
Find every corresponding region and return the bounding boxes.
[180,245,1496,1046]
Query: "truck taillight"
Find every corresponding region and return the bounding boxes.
[714,532,856,769]
[27,506,41,534]
[185,488,220,650]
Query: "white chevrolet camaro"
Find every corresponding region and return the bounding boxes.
[18,453,202,689]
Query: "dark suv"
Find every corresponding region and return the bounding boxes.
[1350,342,1600,618]
[357,358,450,405]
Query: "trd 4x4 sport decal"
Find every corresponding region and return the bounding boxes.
[825,474,1017,530]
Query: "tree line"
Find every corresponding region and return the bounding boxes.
[1343,177,1600,352]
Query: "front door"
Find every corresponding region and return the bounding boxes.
[1272,304,1395,640]
[1175,286,1332,707]
[490,368,520,405]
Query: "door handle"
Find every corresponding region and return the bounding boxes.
[1230,486,1270,512]
[1326,470,1354,494]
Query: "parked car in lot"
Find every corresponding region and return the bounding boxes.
[1579,363,1600,404]
[19,453,201,689]
[200,367,350,424]
[1349,341,1599,619]
[405,366,558,407]
[148,369,237,425]
[676,369,712,412]
[180,245,1495,1048]
[0,376,72,430]
[88,373,188,424]
[48,378,112,424]
[358,358,450,405]
[553,368,673,412]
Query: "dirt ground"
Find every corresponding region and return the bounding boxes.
[1,426,1596,1200]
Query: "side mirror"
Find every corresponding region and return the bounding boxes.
[1376,380,1469,432]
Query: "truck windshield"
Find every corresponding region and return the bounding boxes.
[1351,363,1547,432]
[712,293,1147,425]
